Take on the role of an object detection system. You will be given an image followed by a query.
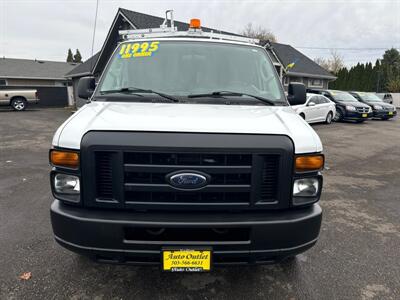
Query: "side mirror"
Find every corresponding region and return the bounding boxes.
[308,101,316,107]
[287,83,306,105]
[78,76,96,99]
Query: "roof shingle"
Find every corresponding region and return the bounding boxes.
[271,42,335,79]
[0,57,77,80]
[64,52,100,78]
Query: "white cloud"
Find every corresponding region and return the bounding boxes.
[1,0,399,66]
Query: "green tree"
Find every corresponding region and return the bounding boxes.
[328,48,400,92]
[380,48,400,91]
[66,49,74,62]
[374,59,382,92]
[73,49,83,63]
[382,48,400,67]
[386,76,400,92]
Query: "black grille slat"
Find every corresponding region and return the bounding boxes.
[125,191,250,204]
[125,183,251,193]
[124,153,252,166]
[124,164,252,174]
[259,155,279,202]
[95,152,114,199]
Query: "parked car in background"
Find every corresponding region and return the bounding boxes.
[0,89,39,111]
[350,91,397,120]
[376,93,393,104]
[292,93,336,124]
[307,89,372,122]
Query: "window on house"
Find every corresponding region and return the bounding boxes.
[309,78,323,87]
[0,79,7,86]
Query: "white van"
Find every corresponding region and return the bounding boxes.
[49,16,324,272]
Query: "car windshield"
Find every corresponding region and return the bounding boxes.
[330,91,358,102]
[96,40,285,103]
[357,92,383,102]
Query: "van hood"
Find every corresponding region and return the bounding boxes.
[53,101,322,154]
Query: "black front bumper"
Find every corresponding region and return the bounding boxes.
[373,110,397,119]
[344,111,372,120]
[50,200,322,265]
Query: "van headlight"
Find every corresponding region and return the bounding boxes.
[55,173,80,194]
[52,173,80,203]
[293,177,321,206]
[345,105,356,111]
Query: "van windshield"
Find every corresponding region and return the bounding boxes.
[96,40,285,103]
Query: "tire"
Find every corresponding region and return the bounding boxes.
[11,97,27,111]
[299,113,306,120]
[333,108,343,122]
[325,112,333,124]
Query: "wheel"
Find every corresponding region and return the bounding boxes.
[299,113,306,120]
[325,112,333,124]
[11,97,27,111]
[333,108,343,122]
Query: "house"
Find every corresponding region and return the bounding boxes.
[0,57,78,106]
[267,42,336,90]
[65,8,335,106]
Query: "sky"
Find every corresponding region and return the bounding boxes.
[0,0,399,67]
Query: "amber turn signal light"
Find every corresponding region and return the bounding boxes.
[50,150,79,169]
[295,154,324,172]
[189,18,201,29]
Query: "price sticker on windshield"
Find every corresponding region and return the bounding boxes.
[119,41,160,58]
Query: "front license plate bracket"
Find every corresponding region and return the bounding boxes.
[162,248,212,272]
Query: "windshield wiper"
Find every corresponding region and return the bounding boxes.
[100,87,179,103]
[188,91,277,106]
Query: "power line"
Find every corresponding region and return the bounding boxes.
[295,46,399,51]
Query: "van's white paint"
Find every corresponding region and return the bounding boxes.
[53,101,322,154]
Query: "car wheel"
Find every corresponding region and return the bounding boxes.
[300,113,306,120]
[333,109,343,122]
[11,97,27,111]
[325,112,333,124]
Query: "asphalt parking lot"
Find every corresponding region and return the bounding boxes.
[1,107,399,300]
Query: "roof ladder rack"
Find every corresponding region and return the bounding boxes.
[119,10,259,44]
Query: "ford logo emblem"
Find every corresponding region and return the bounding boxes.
[166,171,210,190]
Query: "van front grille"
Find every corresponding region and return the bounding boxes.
[80,131,294,211]
[93,151,280,209]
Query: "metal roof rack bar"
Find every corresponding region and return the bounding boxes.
[118,10,259,44]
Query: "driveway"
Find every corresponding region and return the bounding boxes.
[0,108,399,299]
